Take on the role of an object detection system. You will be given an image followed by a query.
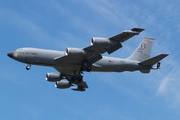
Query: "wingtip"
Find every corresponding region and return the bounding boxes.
[131,28,145,32]
[163,54,169,56]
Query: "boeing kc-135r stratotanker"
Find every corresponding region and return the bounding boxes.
[7,28,168,91]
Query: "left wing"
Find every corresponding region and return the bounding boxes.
[83,28,144,63]
[55,28,144,65]
[85,28,144,55]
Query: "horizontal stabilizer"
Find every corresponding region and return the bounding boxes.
[139,54,169,66]
[139,69,151,73]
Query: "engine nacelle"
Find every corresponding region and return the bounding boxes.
[46,73,61,82]
[55,79,71,89]
[91,37,110,46]
[66,48,84,56]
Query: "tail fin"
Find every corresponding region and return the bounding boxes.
[127,38,154,62]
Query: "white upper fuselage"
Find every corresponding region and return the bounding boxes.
[8,47,144,72]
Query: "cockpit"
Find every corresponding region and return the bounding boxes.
[15,48,23,51]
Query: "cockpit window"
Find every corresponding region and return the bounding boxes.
[16,48,23,51]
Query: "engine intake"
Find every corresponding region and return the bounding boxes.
[55,79,72,89]
[91,37,110,46]
[66,48,84,56]
[46,73,61,82]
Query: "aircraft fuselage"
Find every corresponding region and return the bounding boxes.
[8,48,146,72]
[7,28,168,91]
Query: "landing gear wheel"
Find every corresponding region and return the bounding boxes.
[80,64,92,72]
[71,76,77,81]
[26,64,31,70]
[86,66,92,72]
[77,76,83,82]
[80,65,86,71]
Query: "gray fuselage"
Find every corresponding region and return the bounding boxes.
[9,48,146,72]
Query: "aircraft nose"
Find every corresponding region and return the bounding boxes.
[7,52,14,58]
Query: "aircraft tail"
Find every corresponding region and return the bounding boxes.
[138,54,169,66]
[138,54,169,73]
[127,38,154,62]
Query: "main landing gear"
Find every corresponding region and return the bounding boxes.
[70,70,84,82]
[71,75,83,82]
[80,62,92,72]
[26,64,31,70]
[70,62,92,82]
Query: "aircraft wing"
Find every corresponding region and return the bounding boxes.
[84,28,144,55]
[55,28,144,65]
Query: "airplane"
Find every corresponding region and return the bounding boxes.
[7,28,168,91]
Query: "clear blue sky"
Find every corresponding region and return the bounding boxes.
[1,0,180,120]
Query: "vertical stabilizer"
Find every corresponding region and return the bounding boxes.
[127,38,154,62]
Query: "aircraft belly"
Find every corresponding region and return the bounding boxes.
[26,50,64,66]
[92,59,139,72]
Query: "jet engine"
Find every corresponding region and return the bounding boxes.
[46,73,61,82]
[66,48,84,56]
[55,79,72,89]
[91,37,110,46]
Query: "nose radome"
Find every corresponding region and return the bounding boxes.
[7,52,14,58]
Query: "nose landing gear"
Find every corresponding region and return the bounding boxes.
[26,64,31,70]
